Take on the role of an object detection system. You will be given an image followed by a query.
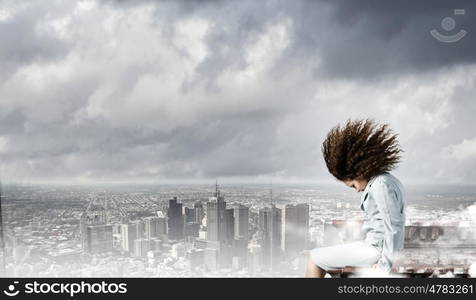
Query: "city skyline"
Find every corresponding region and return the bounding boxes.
[1,181,475,277]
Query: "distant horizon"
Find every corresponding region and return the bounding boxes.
[2,179,476,188]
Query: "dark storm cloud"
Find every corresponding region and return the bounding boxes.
[311,0,476,78]
[117,0,476,78]
[101,0,476,80]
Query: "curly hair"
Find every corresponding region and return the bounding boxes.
[321,119,402,181]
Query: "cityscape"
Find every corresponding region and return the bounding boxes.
[1,181,476,277]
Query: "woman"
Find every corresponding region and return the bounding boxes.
[306,119,406,277]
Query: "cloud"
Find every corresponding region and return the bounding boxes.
[0,0,476,184]
[443,138,476,160]
[313,0,476,78]
[0,1,73,82]
[0,136,7,153]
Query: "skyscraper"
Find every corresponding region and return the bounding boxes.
[205,182,237,269]
[121,223,138,252]
[194,201,204,225]
[84,224,113,254]
[156,211,167,236]
[234,205,249,240]
[224,208,235,244]
[206,182,226,242]
[167,197,184,240]
[132,220,144,240]
[206,198,220,241]
[144,216,159,240]
[80,195,108,252]
[258,205,282,271]
[284,203,309,257]
[185,207,196,223]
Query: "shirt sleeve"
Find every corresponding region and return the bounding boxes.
[372,178,400,273]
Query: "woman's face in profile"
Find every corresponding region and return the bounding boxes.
[343,178,368,192]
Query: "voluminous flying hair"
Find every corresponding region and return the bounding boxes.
[321,119,402,181]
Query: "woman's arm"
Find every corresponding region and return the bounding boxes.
[373,178,402,273]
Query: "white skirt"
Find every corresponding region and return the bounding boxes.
[309,240,381,271]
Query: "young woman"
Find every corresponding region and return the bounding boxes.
[306,119,406,277]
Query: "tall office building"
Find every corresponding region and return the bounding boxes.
[284,203,309,257]
[84,224,113,254]
[132,220,144,240]
[121,223,138,252]
[167,197,184,240]
[144,216,159,240]
[206,183,226,242]
[156,211,167,236]
[133,239,142,257]
[234,205,249,240]
[206,197,220,241]
[194,201,204,224]
[224,208,235,244]
[185,207,196,223]
[80,195,108,251]
[206,182,241,269]
[258,205,282,271]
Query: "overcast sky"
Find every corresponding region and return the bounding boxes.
[1,0,476,185]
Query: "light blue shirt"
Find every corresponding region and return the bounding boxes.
[360,172,406,273]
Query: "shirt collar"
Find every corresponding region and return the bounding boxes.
[360,175,378,207]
